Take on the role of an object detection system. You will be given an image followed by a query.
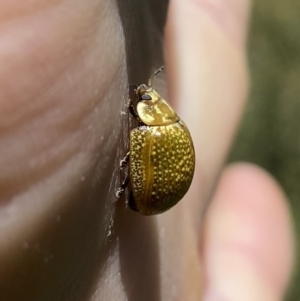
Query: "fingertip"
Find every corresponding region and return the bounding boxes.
[167,0,250,49]
[203,163,294,300]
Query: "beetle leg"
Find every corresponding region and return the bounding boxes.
[119,151,130,170]
[127,98,141,122]
[116,173,130,198]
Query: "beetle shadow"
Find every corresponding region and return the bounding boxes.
[114,204,162,301]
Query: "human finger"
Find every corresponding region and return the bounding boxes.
[203,163,294,300]
[165,0,250,226]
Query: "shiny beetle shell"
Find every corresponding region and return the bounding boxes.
[129,83,195,215]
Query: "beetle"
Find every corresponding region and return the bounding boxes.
[116,67,195,215]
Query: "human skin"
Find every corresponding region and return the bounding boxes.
[0,0,294,300]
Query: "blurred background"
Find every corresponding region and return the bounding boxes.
[229,0,300,299]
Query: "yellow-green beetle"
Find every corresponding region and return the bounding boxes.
[117,67,195,215]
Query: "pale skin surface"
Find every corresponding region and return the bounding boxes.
[0,0,294,300]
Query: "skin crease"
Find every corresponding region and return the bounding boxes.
[0,1,294,301]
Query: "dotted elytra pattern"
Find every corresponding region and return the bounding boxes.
[130,121,195,215]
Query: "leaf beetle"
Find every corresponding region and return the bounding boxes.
[116,67,195,215]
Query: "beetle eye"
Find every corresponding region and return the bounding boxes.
[141,94,152,100]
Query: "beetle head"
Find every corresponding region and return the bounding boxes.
[135,84,161,103]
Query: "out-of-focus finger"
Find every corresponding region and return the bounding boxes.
[203,163,294,300]
[165,0,250,224]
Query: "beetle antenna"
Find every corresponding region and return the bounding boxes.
[148,66,165,87]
